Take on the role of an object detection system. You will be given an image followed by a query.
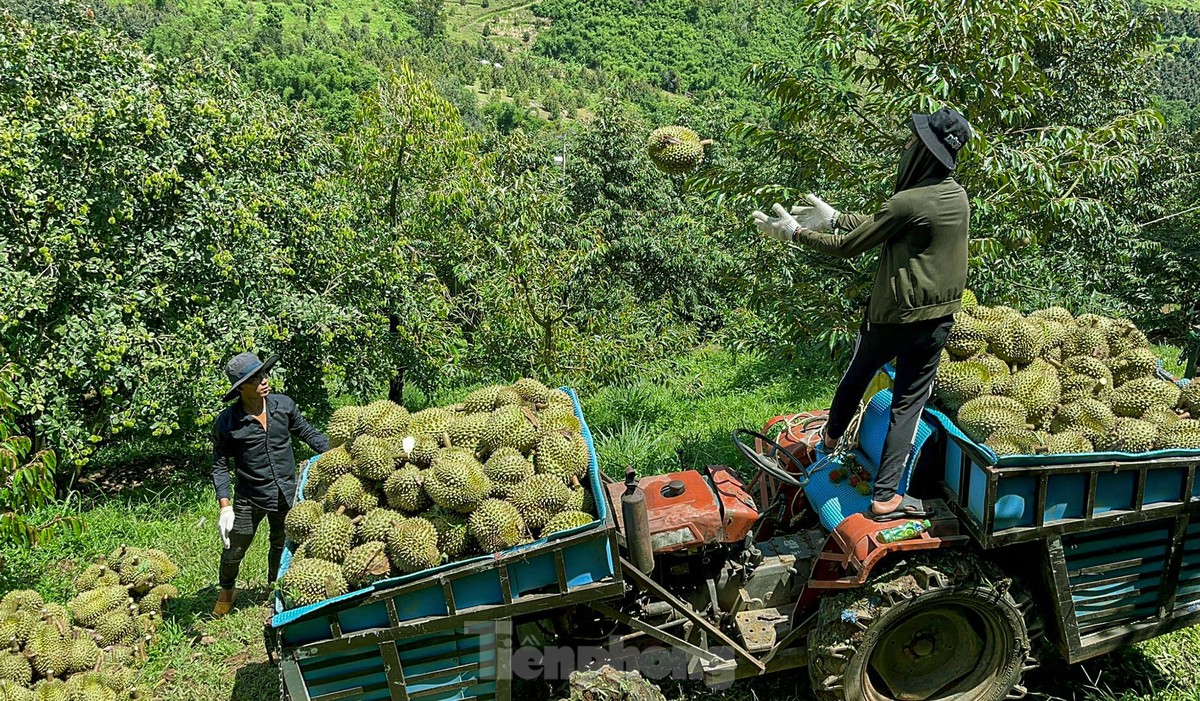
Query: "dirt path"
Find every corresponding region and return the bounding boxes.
[467,0,540,26]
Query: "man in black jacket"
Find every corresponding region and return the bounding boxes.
[754,107,973,521]
[210,352,329,616]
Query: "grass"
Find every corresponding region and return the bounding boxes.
[3,346,1200,700]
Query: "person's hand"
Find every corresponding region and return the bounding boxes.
[789,193,839,233]
[218,505,235,549]
[752,203,799,242]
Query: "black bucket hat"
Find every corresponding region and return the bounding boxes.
[912,107,973,170]
[222,351,278,402]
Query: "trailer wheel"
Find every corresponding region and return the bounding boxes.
[808,552,1038,701]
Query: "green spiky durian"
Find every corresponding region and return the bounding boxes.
[1060,373,1111,403]
[385,518,441,574]
[31,679,67,701]
[545,389,574,409]
[0,648,31,686]
[367,402,411,439]
[342,542,392,589]
[425,449,491,514]
[646,126,706,175]
[1105,319,1150,356]
[1108,348,1159,386]
[361,400,397,432]
[934,358,999,412]
[1111,378,1182,419]
[351,442,395,483]
[537,405,582,434]
[0,611,39,648]
[279,558,348,609]
[448,412,490,452]
[513,378,552,406]
[326,406,364,448]
[541,510,594,537]
[494,387,522,408]
[0,679,33,701]
[483,447,535,498]
[76,564,120,594]
[960,289,978,310]
[534,430,589,483]
[303,511,355,562]
[404,435,440,469]
[65,635,101,674]
[511,474,573,532]
[567,484,596,515]
[1063,355,1113,385]
[462,385,505,414]
[1143,406,1183,429]
[989,317,1045,367]
[1029,306,1074,325]
[63,672,116,701]
[467,500,527,554]
[1032,318,1067,350]
[383,466,430,513]
[67,586,129,628]
[1156,419,1200,450]
[1049,398,1117,442]
[116,556,159,594]
[1096,418,1158,453]
[481,405,539,455]
[306,446,353,498]
[427,508,473,559]
[1063,319,1110,359]
[984,427,1043,457]
[285,500,325,544]
[409,407,455,440]
[138,584,179,616]
[95,608,138,647]
[1179,381,1200,418]
[1000,360,1061,428]
[945,314,989,359]
[956,395,1028,444]
[28,624,71,677]
[1042,431,1094,455]
[38,604,69,629]
[0,591,43,615]
[356,508,405,545]
[323,474,377,515]
[967,304,1020,324]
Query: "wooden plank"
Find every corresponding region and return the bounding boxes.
[1135,467,1147,511]
[1186,465,1196,506]
[1085,471,1098,520]
[983,471,998,536]
[1068,557,1152,578]
[619,557,766,672]
[280,656,313,701]
[1035,474,1048,528]
[441,579,457,616]
[554,550,569,594]
[1046,536,1083,660]
[378,640,409,701]
[494,620,513,701]
[1160,513,1191,618]
[499,565,513,605]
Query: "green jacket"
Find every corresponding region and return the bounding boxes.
[794,178,969,325]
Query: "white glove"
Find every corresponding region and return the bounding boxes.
[218,505,235,549]
[752,203,800,242]
[789,193,840,233]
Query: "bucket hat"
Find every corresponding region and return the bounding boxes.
[222,352,278,402]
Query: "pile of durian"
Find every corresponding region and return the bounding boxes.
[278,378,598,610]
[0,547,179,701]
[935,293,1200,457]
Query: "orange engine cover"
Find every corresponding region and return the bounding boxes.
[606,467,759,553]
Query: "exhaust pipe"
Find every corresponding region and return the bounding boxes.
[621,467,655,574]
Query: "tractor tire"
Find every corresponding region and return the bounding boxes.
[808,551,1039,701]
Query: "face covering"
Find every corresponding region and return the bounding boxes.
[894,134,950,193]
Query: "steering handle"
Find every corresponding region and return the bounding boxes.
[731,428,807,489]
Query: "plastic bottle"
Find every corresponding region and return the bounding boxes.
[876,519,932,544]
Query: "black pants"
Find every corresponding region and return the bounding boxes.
[825,315,954,502]
[218,497,289,590]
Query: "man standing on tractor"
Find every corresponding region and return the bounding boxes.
[210,352,329,616]
[753,107,973,521]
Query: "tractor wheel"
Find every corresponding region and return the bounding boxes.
[808,551,1039,701]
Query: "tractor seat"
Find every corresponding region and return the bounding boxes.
[802,387,937,532]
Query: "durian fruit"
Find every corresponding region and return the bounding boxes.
[956,395,1029,444]
[63,672,116,701]
[356,508,404,546]
[1106,319,1150,356]
[1111,378,1182,419]
[76,564,120,594]
[405,435,440,469]
[467,500,527,553]
[385,518,441,574]
[494,387,523,408]
[1108,348,1159,386]
[279,558,348,608]
[538,404,582,434]
[1001,360,1061,428]
[138,584,179,616]
[1060,373,1112,404]
[0,591,43,615]
[37,604,69,629]
[94,608,137,647]
[326,406,364,448]
[934,358,999,412]
[367,402,411,439]
[567,484,596,515]
[425,449,492,514]
[1156,419,1200,450]
[1042,431,1094,455]
[323,474,378,516]
[513,378,552,406]
[427,508,473,559]
[975,354,1011,389]
[303,511,355,563]
[541,510,594,537]
[1032,317,1068,351]
[968,304,1021,325]
[646,126,708,175]
[350,440,395,483]
[1062,323,1109,360]
[960,289,979,310]
[0,679,32,701]
[545,389,574,409]
[0,644,31,685]
[28,624,71,677]
[64,634,101,674]
[448,412,490,453]
[1178,381,1200,418]
[1143,406,1183,429]
[32,679,67,701]
[483,447,535,499]
[1096,418,1158,453]
[117,557,160,594]
[408,407,455,440]
[306,446,353,498]
[104,545,138,571]
[1049,398,1117,442]
[361,400,398,433]
[480,405,539,455]
[462,385,505,414]
[1029,306,1074,325]
[285,500,326,544]
[383,466,430,514]
[0,610,39,648]
[534,430,589,483]
[511,474,573,532]
[67,586,130,628]
[985,427,1044,457]
[342,542,392,590]
[990,317,1045,367]
[1062,355,1114,394]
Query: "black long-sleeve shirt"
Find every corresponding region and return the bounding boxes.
[211,393,329,511]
